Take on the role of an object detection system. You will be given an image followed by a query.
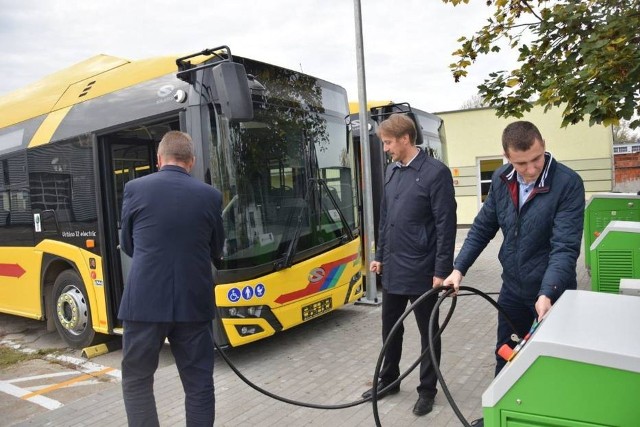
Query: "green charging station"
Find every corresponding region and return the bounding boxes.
[590,220,640,293]
[583,193,639,270]
[481,290,640,426]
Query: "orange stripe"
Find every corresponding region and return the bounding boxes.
[21,367,114,400]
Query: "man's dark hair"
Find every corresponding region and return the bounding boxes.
[502,121,544,152]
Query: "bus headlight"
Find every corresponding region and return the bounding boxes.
[236,324,264,337]
[222,305,265,318]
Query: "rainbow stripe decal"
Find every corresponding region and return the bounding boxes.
[274,253,358,304]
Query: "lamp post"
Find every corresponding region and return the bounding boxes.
[353,0,379,304]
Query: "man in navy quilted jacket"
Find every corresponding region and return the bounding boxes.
[442,120,584,376]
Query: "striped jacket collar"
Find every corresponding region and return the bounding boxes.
[502,152,554,208]
[504,151,553,190]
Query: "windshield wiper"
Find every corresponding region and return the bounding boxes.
[317,178,354,241]
[274,180,313,271]
[275,179,354,271]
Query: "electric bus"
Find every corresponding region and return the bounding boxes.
[0,45,363,348]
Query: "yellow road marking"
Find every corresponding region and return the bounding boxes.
[21,367,114,400]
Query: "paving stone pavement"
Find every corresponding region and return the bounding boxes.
[13,228,591,426]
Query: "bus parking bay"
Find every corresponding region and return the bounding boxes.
[0,315,175,427]
[0,350,119,426]
[3,231,591,427]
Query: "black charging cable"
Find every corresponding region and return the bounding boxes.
[214,285,515,426]
[214,337,368,410]
[212,290,456,411]
[429,285,517,427]
[366,285,515,427]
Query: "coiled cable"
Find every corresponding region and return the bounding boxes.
[214,286,515,426]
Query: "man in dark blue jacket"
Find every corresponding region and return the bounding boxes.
[362,114,457,416]
[118,130,224,427]
[442,121,584,378]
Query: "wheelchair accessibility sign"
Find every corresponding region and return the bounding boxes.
[228,288,241,303]
[228,283,266,303]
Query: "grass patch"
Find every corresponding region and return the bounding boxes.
[0,346,54,368]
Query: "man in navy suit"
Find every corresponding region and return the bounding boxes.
[118,130,224,427]
[363,114,456,417]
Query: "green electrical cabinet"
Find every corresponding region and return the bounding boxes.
[482,290,640,426]
[583,193,639,270]
[589,220,640,293]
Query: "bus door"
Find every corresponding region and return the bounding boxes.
[98,122,175,327]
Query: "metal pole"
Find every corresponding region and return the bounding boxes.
[353,0,379,304]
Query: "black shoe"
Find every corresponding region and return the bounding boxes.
[412,395,434,416]
[470,418,484,427]
[361,379,400,399]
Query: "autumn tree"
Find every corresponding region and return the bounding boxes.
[460,94,489,109]
[444,0,640,129]
[613,119,639,144]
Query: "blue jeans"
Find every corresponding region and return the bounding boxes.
[121,320,215,427]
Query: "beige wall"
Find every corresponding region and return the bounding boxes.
[437,106,614,224]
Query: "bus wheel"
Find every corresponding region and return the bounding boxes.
[52,270,96,348]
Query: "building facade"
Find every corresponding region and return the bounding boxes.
[437,106,613,225]
[613,142,640,192]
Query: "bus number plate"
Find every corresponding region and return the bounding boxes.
[302,297,332,321]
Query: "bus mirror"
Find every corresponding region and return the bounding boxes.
[211,62,254,121]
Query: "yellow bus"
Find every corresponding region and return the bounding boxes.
[0,45,363,348]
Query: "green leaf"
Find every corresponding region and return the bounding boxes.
[506,78,520,87]
[445,0,640,130]
[603,117,620,127]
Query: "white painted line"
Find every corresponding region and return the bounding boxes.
[25,380,103,392]
[47,354,121,380]
[8,371,77,383]
[0,381,63,410]
[21,367,114,399]
[0,338,120,411]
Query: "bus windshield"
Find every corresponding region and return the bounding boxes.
[208,62,356,277]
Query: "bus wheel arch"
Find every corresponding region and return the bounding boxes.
[51,269,96,348]
[43,258,71,332]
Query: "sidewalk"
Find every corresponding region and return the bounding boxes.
[14,229,591,426]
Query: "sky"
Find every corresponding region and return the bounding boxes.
[0,0,519,113]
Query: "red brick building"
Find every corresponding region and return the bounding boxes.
[614,143,640,190]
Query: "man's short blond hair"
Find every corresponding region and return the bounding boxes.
[376,114,417,145]
[158,131,194,163]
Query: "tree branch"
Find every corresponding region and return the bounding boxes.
[520,0,543,21]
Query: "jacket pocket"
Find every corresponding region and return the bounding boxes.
[402,224,428,257]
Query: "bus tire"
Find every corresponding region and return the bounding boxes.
[52,270,96,349]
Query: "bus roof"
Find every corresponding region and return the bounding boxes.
[348,100,394,114]
[0,53,198,129]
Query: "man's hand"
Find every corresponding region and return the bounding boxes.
[370,261,382,275]
[433,276,444,288]
[535,295,552,320]
[441,269,464,294]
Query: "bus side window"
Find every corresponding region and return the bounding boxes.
[0,154,32,245]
